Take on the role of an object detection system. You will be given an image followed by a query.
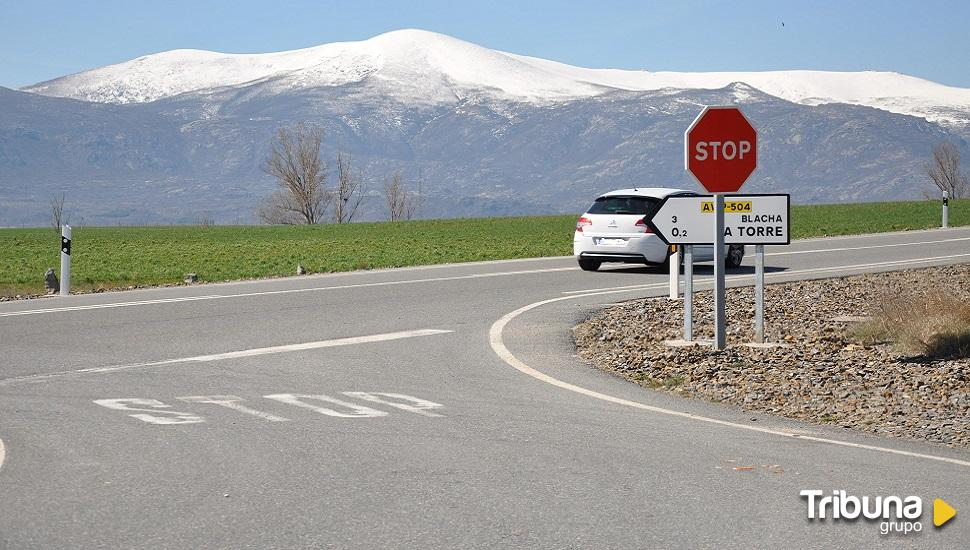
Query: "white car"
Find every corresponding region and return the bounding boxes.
[573,187,745,271]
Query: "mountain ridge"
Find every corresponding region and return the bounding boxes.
[21,29,970,126]
[3,31,969,226]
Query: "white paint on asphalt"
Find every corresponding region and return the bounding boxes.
[264,394,388,418]
[0,267,576,318]
[562,252,970,295]
[0,329,454,386]
[342,392,446,417]
[764,235,970,257]
[179,329,454,363]
[177,395,290,422]
[94,398,206,425]
[492,288,970,470]
[0,438,5,472]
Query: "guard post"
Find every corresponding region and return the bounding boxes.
[60,225,71,296]
[943,191,949,229]
[669,245,680,299]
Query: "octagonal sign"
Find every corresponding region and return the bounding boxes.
[684,106,757,193]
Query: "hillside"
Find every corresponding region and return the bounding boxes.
[3,29,970,226]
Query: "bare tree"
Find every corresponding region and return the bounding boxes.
[258,124,329,224]
[332,151,366,223]
[926,142,969,199]
[50,192,69,230]
[383,171,422,221]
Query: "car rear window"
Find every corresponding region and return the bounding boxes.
[587,196,660,215]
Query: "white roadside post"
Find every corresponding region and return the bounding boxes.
[683,245,693,341]
[754,244,765,344]
[60,224,72,296]
[713,195,726,350]
[668,245,680,299]
[943,191,949,229]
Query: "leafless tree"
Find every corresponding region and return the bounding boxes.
[383,171,422,221]
[258,124,329,224]
[332,151,366,223]
[195,213,215,227]
[50,192,69,230]
[926,142,969,199]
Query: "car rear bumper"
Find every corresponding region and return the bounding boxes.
[573,233,669,264]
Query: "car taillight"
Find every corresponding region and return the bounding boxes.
[576,216,592,232]
[635,218,653,233]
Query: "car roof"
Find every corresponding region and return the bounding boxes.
[597,187,692,199]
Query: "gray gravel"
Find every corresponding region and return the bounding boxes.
[574,264,970,448]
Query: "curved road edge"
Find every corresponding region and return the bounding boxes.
[488,287,970,469]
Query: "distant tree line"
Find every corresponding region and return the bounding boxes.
[257,123,422,224]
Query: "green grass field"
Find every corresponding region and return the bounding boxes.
[1,199,967,297]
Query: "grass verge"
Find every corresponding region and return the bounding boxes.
[1,199,967,297]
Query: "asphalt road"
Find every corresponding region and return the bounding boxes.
[1,227,969,549]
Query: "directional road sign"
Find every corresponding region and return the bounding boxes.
[685,106,758,193]
[647,194,789,245]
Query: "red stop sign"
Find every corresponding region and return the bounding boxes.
[684,106,757,193]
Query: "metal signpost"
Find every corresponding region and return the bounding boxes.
[684,106,757,349]
[647,193,790,345]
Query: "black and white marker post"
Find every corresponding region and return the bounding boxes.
[943,191,950,229]
[60,224,71,296]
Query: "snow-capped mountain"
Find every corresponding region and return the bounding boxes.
[23,29,970,126]
[3,29,969,226]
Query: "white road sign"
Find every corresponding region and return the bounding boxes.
[647,194,790,245]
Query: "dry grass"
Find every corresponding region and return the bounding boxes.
[850,290,970,358]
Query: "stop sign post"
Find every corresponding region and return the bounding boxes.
[684,106,758,349]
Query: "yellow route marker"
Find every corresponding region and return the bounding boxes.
[934,498,956,527]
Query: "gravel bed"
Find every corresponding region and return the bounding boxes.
[574,265,970,449]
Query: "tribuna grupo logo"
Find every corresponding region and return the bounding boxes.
[801,490,957,536]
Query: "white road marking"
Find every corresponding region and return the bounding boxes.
[342,392,446,417]
[0,437,5,472]
[494,286,970,470]
[177,395,290,422]
[0,267,576,318]
[264,394,388,418]
[562,253,970,295]
[764,236,970,257]
[93,398,206,425]
[0,329,453,386]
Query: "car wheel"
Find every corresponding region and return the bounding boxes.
[578,258,601,271]
[726,245,744,268]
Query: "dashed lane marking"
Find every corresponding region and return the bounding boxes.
[0,329,453,386]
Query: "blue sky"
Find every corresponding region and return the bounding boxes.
[2,0,969,88]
